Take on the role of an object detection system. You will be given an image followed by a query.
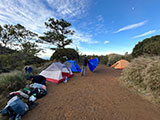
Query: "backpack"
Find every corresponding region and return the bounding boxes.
[0,96,28,119]
[31,88,47,99]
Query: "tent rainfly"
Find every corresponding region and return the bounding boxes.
[111,59,129,69]
[65,60,81,72]
[39,62,73,84]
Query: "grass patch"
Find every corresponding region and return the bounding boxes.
[0,71,26,109]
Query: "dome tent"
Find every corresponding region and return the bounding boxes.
[65,60,81,72]
[40,62,73,84]
[111,59,129,70]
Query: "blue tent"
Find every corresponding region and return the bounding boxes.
[67,60,81,72]
[88,58,99,72]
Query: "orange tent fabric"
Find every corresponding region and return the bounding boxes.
[111,60,129,69]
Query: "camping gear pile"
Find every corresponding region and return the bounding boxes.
[0,82,47,120]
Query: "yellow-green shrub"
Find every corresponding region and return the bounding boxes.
[121,56,160,99]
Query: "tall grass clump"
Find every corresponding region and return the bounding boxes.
[143,57,160,95]
[120,56,160,102]
[0,71,25,109]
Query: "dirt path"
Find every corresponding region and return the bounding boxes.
[23,65,160,120]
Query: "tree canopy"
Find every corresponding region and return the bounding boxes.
[40,18,74,49]
[132,35,160,57]
[50,48,79,62]
[0,24,41,56]
[0,24,37,48]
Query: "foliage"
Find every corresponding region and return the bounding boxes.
[0,44,15,54]
[132,35,160,57]
[40,18,74,49]
[0,71,25,93]
[0,24,45,73]
[123,52,133,62]
[100,55,109,65]
[0,24,38,48]
[0,24,17,47]
[142,57,160,92]
[108,54,123,65]
[0,71,26,109]
[0,53,46,73]
[0,53,24,73]
[120,56,160,101]
[21,42,41,57]
[50,48,79,62]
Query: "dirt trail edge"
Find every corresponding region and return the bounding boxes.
[23,65,160,120]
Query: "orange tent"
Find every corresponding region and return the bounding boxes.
[111,60,129,69]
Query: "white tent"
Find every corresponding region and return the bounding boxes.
[40,62,73,83]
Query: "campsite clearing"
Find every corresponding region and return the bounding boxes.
[23,65,160,120]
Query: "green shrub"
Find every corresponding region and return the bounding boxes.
[50,48,79,62]
[0,71,25,93]
[123,54,133,62]
[101,56,108,65]
[132,35,160,57]
[108,54,123,65]
[0,53,47,73]
[0,71,26,109]
[0,53,25,73]
[0,54,11,73]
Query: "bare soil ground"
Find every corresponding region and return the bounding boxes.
[23,65,160,120]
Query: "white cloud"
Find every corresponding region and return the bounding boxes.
[46,0,88,18]
[104,41,109,44]
[0,0,89,34]
[0,0,55,34]
[97,15,104,23]
[80,49,125,56]
[38,48,53,60]
[133,30,156,38]
[115,20,147,33]
[71,28,99,46]
[82,50,107,55]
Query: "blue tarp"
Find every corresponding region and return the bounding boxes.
[88,58,99,72]
[67,60,81,72]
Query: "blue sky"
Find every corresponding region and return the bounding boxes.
[0,0,160,59]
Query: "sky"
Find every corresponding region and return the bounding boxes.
[0,0,160,59]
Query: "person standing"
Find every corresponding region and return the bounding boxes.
[81,55,88,76]
[25,66,32,80]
